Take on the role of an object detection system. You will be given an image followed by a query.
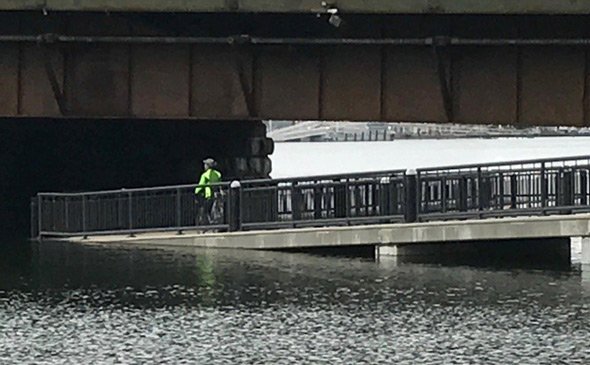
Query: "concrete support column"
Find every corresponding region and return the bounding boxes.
[581,237,590,287]
[376,244,399,257]
[375,245,400,266]
[581,236,590,265]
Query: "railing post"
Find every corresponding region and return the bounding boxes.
[270,184,279,222]
[559,169,574,210]
[391,179,400,215]
[540,163,547,209]
[82,195,87,239]
[51,196,56,232]
[30,198,37,240]
[404,169,418,223]
[510,174,518,209]
[353,184,362,216]
[344,181,351,220]
[176,188,182,232]
[128,191,134,237]
[477,169,482,211]
[477,167,489,211]
[64,196,69,232]
[458,176,468,212]
[422,180,430,213]
[470,176,477,210]
[379,177,390,217]
[566,169,575,207]
[482,177,492,210]
[334,179,346,218]
[581,170,588,206]
[441,176,447,213]
[117,192,124,229]
[498,172,504,207]
[313,186,322,220]
[292,182,302,222]
[37,194,43,240]
[371,181,378,215]
[229,180,241,232]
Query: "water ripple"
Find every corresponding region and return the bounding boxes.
[1,241,589,364]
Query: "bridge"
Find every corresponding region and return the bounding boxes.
[32,155,590,265]
[4,1,590,236]
[2,1,590,125]
[5,1,590,14]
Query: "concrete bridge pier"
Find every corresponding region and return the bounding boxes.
[580,237,590,265]
[577,238,590,293]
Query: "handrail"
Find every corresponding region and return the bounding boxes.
[417,154,590,173]
[37,181,230,197]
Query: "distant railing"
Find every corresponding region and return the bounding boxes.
[416,155,590,221]
[31,155,590,240]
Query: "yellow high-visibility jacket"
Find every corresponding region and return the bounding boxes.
[195,168,222,199]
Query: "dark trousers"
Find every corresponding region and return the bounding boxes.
[195,195,214,225]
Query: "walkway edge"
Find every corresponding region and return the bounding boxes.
[63,213,590,250]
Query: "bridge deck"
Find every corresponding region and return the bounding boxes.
[63,213,590,251]
[3,0,590,14]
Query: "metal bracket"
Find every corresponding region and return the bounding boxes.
[432,36,453,123]
[232,38,256,118]
[38,37,67,115]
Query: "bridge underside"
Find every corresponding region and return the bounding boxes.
[1,12,590,125]
[5,1,590,14]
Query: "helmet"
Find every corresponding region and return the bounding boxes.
[203,158,217,167]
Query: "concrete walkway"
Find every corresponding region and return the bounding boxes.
[64,213,590,253]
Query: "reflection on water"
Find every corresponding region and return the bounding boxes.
[1,241,590,363]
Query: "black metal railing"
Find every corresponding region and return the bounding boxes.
[31,155,590,240]
[239,169,407,230]
[31,183,231,239]
[416,155,590,221]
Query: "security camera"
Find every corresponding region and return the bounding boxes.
[328,14,342,28]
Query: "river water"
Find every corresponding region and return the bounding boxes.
[270,137,590,177]
[1,241,589,364]
[2,138,590,363]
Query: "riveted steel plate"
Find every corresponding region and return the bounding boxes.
[519,47,585,126]
[0,45,18,115]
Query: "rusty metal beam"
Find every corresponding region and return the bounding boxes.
[6,35,590,47]
[0,35,588,127]
[3,0,590,15]
[0,35,428,45]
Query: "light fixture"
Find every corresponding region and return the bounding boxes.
[321,1,342,28]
